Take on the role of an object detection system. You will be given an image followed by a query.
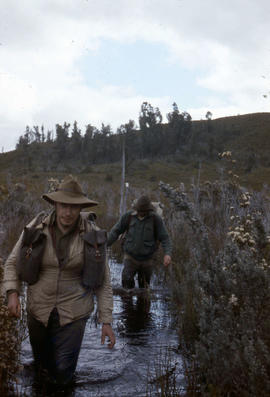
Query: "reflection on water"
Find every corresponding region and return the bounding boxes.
[121,293,152,334]
[16,259,184,397]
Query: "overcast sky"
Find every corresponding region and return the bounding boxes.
[1,0,270,151]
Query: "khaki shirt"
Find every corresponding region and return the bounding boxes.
[3,212,113,326]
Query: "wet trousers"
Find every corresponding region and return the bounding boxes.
[122,254,154,288]
[27,308,88,385]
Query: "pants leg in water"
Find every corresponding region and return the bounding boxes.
[122,256,138,288]
[27,313,51,374]
[138,258,154,288]
[28,308,88,385]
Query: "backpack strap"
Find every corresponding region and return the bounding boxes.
[125,213,133,233]
[26,211,47,229]
[80,211,97,227]
[152,213,158,241]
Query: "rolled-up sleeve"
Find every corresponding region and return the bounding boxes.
[107,212,130,246]
[2,233,23,295]
[95,260,113,324]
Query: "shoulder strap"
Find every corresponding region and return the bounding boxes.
[26,211,47,229]
[80,211,96,222]
[125,213,133,233]
[81,211,100,232]
[152,213,158,241]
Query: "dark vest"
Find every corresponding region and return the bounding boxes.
[17,217,107,291]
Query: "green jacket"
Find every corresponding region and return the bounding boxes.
[107,210,172,261]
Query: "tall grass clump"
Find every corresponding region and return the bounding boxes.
[0,181,44,394]
[0,297,21,395]
[0,264,27,396]
[160,152,270,396]
[146,346,184,397]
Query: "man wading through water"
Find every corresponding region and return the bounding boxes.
[3,175,115,386]
[107,195,172,289]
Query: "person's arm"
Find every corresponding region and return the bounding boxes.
[7,290,21,318]
[96,260,115,348]
[155,215,172,267]
[101,323,115,349]
[163,254,171,267]
[3,233,24,317]
[4,213,45,317]
[107,212,130,246]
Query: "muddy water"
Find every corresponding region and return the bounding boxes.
[17,259,184,396]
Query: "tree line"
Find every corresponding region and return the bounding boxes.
[15,102,192,171]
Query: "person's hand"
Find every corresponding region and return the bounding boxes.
[7,292,21,318]
[101,324,116,349]
[163,255,171,267]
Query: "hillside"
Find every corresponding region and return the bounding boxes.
[1,112,270,193]
[192,112,270,158]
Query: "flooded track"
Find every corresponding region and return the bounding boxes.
[17,259,184,396]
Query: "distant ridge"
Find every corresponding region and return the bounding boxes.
[1,112,270,191]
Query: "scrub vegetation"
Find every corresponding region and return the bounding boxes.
[160,152,270,396]
[1,106,270,395]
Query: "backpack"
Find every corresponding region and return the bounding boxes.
[16,212,47,285]
[72,211,107,291]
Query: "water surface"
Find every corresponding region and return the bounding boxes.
[18,259,184,396]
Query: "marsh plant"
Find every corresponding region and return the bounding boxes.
[146,346,183,397]
[160,153,270,396]
[0,295,21,395]
[0,180,43,395]
[0,257,29,396]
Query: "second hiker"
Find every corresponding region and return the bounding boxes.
[107,195,172,289]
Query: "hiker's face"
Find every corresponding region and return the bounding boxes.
[56,203,81,230]
[138,210,149,218]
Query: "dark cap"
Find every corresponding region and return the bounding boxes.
[134,195,153,212]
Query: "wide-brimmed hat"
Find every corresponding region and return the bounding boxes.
[134,195,154,212]
[42,175,98,208]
